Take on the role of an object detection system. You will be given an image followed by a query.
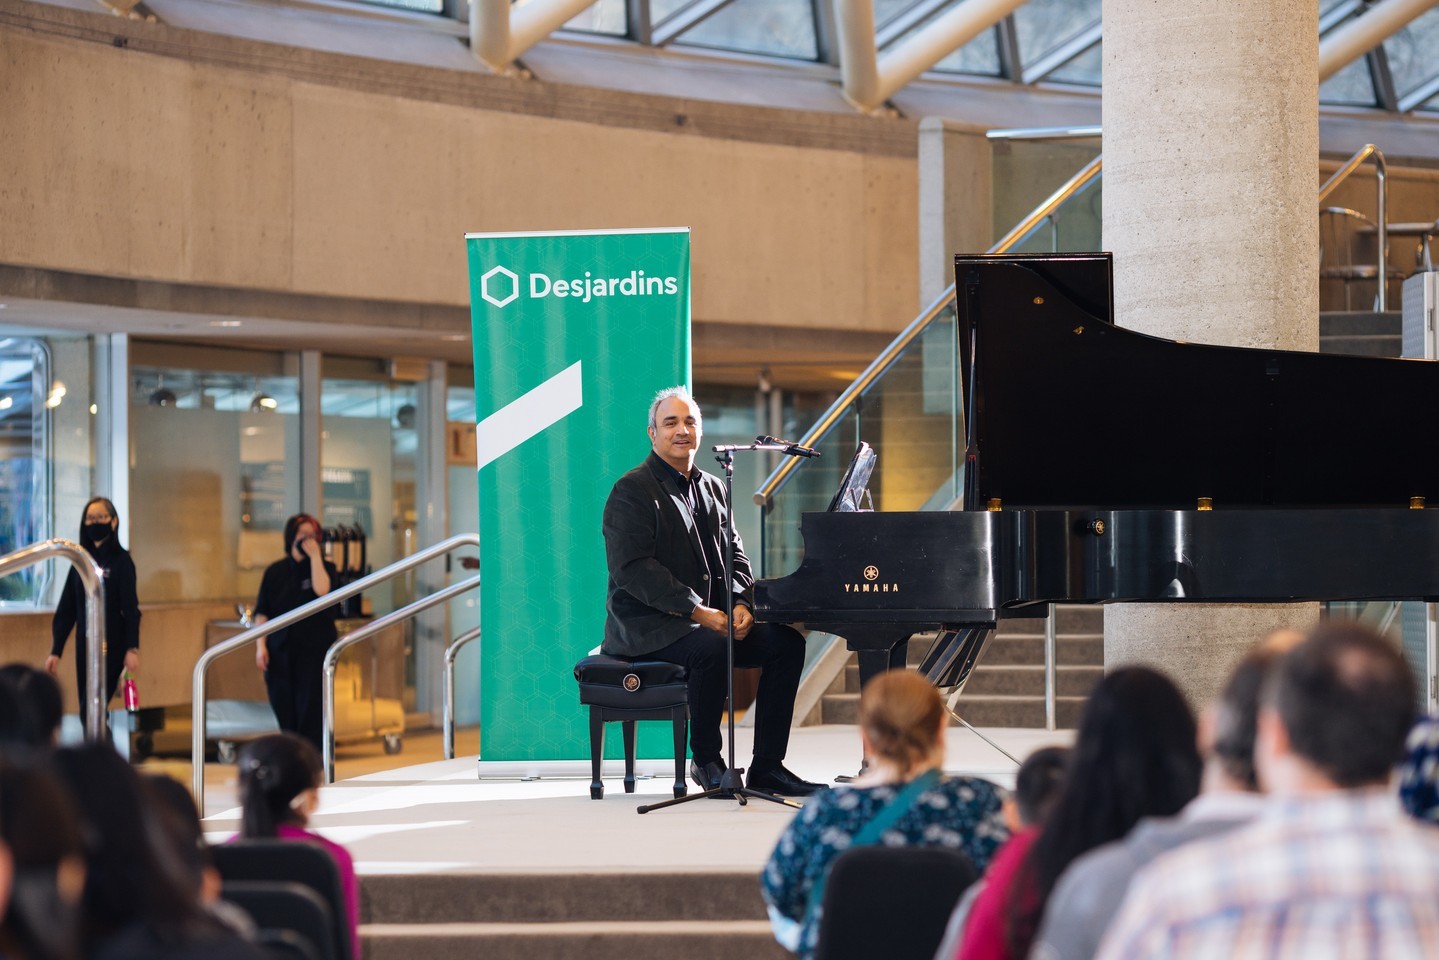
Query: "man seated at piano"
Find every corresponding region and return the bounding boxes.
[601,386,826,797]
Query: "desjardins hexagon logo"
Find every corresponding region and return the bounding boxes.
[481,265,520,308]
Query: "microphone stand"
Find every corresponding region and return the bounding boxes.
[638,440,805,814]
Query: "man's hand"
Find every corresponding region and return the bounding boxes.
[44,654,60,676]
[732,603,754,640]
[691,605,729,634]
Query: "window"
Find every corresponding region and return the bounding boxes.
[0,338,50,603]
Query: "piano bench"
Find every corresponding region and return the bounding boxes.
[574,655,689,800]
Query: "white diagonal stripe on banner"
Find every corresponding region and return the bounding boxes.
[475,361,584,470]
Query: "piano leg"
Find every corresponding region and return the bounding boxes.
[856,639,910,689]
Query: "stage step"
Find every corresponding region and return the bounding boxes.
[363,920,786,960]
[360,870,786,960]
[362,871,769,924]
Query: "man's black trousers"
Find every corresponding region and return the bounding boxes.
[647,621,804,765]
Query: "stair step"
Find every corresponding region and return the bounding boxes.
[902,634,1104,669]
[363,920,787,960]
[981,635,1103,665]
[960,665,1102,698]
[361,872,768,925]
[821,691,1085,728]
[956,695,1087,729]
[846,662,1102,694]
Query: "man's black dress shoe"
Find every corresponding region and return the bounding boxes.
[746,763,829,797]
[689,758,728,792]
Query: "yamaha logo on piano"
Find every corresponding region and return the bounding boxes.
[845,565,899,594]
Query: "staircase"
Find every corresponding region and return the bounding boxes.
[362,871,787,960]
[818,605,1104,729]
[1319,310,1402,356]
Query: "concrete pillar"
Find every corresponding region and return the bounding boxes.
[1102,0,1320,707]
[918,118,993,306]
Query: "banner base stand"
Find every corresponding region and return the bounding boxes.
[475,758,681,780]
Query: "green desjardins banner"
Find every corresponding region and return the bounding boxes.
[465,228,691,763]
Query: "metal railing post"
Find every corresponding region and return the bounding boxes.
[0,539,108,741]
[1317,144,1389,311]
[1044,604,1057,731]
[320,575,477,782]
[322,577,479,783]
[442,626,482,761]
[191,533,479,815]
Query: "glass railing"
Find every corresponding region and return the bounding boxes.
[756,153,1103,577]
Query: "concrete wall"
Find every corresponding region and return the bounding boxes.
[0,18,922,336]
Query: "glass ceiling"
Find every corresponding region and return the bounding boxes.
[397,0,1438,114]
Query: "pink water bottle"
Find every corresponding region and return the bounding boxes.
[122,671,139,712]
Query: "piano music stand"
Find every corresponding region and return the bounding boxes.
[638,441,804,814]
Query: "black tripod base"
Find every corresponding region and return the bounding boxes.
[637,768,801,813]
[637,786,800,814]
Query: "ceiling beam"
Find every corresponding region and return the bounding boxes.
[470,0,603,74]
[1319,0,1439,81]
[836,0,1029,113]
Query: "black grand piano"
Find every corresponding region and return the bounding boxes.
[755,252,1439,693]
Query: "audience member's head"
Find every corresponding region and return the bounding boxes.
[1258,620,1415,792]
[143,775,223,905]
[0,758,86,960]
[1398,716,1439,823]
[1205,646,1287,792]
[857,671,947,779]
[238,734,324,838]
[1006,745,1070,831]
[51,744,218,951]
[1010,666,1202,957]
[0,664,63,752]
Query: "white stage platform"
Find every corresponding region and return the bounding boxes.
[202,724,1074,875]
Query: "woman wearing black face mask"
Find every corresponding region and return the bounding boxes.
[47,496,142,716]
[252,514,337,750]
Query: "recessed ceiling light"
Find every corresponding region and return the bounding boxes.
[210,320,243,328]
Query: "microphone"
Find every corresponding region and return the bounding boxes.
[757,435,821,459]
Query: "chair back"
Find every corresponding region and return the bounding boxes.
[812,846,978,960]
[223,880,334,960]
[214,840,352,960]
[257,928,325,960]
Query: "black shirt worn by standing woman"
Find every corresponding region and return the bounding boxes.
[254,554,339,748]
[51,535,141,712]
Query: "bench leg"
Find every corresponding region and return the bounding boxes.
[588,708,605,800]
[622,720,637,793]
[671,705,688,798]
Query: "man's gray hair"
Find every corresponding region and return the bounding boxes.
[648,386,700,430]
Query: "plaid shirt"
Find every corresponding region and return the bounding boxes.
[1095,790,1439,960]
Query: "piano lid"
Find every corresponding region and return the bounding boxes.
[956,253,1439,511]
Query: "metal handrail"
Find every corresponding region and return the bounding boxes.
[1318,143,1388,310]
[442,625,482,761]
[321,576,480,782]
[190,533,480,813]
[753,154,1105,507]
[0,539,107,740]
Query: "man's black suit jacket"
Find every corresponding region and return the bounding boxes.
[602,451,754,658]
